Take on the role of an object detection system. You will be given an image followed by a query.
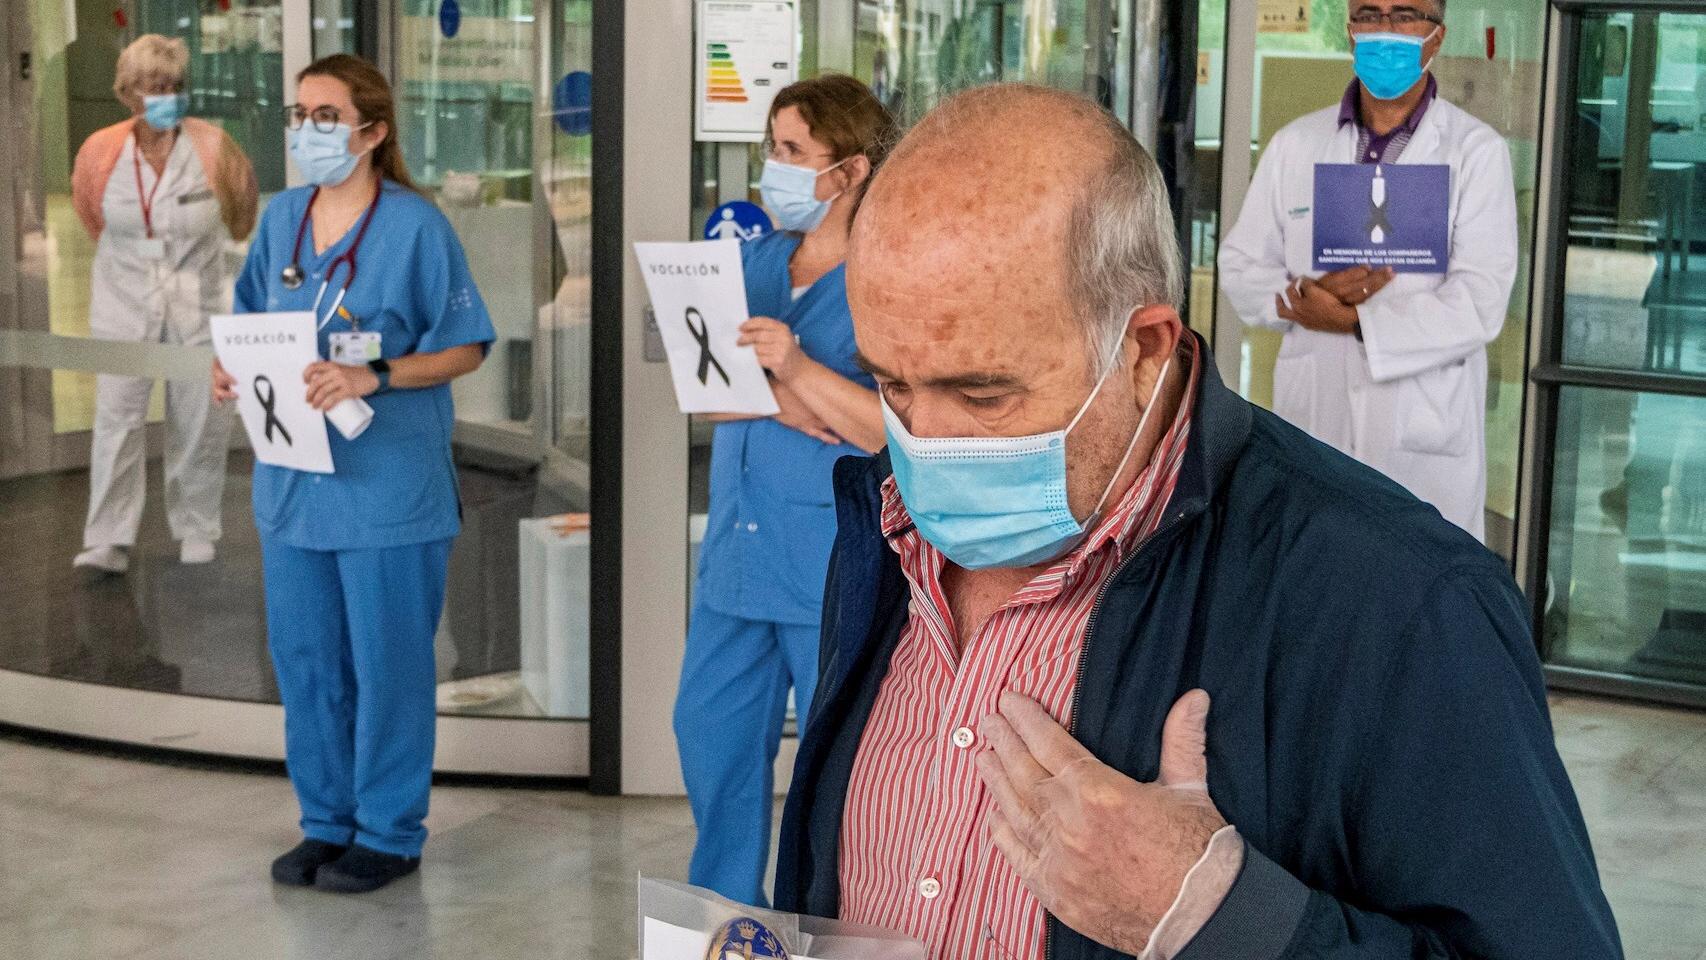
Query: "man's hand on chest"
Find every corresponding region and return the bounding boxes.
[977,689,1228,956]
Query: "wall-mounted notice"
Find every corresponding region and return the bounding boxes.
[1258,0,1310,33]
[694,0,797,143]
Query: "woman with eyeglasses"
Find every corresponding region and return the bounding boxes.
[71,34,257,573]
[672,74,896,906]
[1218,0,1519,541]
[212,54,493,893]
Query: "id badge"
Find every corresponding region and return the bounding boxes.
[329,331,382,365]
[136,237,166,260]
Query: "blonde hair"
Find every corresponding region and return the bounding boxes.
[113,35,188,110]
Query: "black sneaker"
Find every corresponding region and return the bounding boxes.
[313,844,421,894]
[270,839,348,886]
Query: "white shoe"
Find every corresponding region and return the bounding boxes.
[73,545,130,574]
[179,539,216,565]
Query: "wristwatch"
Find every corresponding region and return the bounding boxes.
[367,357,391,392]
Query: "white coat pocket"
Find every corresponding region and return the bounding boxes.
[1396,359,1474,458]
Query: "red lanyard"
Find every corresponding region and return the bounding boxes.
[132,136,168,239]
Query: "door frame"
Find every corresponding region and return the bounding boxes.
[1519,0,1706,709]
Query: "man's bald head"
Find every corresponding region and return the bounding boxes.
[850,84,1182,370]
[848,84,1187,534]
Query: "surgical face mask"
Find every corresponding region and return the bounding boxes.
[882,342,1176,570]
[142,93,188,131]
[288,122,372,187]
[760,157,848,233]
[1352,28,1439,101]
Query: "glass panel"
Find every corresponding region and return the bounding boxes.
[2,1,593,722]
[1191,0,1227,342]
[311,0,359,58]
[386,0,597,720]
[1559,11,1706,378]
[850,0,1125,127]
[0,3,282,697]
[1543,386,1706,687]
[398,0,539,435]
[1230,0,1547,557]
[1442,0,1548,556]
[29,1,286,435]
[1235,0,1355,409]
[551,1,594,458]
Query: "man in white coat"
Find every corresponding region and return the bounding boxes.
[1218,0,1517,541]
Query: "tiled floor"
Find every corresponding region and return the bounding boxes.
[2,692,1703,960]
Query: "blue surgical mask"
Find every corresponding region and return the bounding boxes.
[1352,29,1438,101]
[882,345,1175,570]
[289,122,372,187]
[143,93,187,131]
[760,157,848,233]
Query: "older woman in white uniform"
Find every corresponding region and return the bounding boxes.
[70,34,258,572]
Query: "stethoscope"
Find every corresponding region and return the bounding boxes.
[280,184,383,329]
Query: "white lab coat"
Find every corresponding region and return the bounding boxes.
[1218,94,1518,540]
[83,132,234,549]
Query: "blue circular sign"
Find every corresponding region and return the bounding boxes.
[439,0,461,38]
[703,201,771,243]
[552,71,592,137]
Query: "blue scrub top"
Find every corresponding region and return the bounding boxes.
[234,180,496,551]
[697,231,874,627]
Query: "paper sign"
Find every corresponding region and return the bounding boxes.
[694,1,797,143]
[1258,0,1309,33]
[1312,163,1451,273]
[634,240,780,416]
[210,311,334,474]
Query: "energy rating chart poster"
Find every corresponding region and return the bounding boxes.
[694,1,797,143]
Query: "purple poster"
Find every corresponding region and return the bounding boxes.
[1312,163,1450,273]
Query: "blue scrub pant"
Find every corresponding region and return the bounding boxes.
[261,537,452,858]
[673,602,821,906]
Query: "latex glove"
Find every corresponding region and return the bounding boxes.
[978,689,1227,956]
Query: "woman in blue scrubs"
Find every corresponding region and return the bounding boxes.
[673,74,897,905]
[213,55,493,893]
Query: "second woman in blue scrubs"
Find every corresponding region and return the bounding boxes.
[673,74,897,905]
[213,54,493,893]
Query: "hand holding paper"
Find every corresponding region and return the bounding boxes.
[1313,163,1451,273]
[634,240,780,416]
[210,312,336,473]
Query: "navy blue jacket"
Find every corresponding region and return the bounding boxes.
[775,339,1621,959]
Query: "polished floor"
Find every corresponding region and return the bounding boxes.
[2,692,1705,960]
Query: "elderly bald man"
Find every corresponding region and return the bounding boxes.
[772,85,1620,960]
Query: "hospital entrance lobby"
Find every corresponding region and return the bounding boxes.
[2,0,1705,957]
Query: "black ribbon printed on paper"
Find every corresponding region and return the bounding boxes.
[1365,199,1393,240]
[684,307,730,387]
[253,375,293,446]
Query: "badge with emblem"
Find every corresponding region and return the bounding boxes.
[703,917,790,960]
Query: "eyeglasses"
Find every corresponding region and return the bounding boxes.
[762,139,836,165]
[1348,8,1442,29]
[284,104,359,133]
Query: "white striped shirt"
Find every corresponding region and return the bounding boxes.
[839,340,1200,960]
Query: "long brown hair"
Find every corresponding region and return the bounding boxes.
[297,54,419,192]
[767,73,899,218]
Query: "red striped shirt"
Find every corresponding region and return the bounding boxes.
[838,339,1200,960]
